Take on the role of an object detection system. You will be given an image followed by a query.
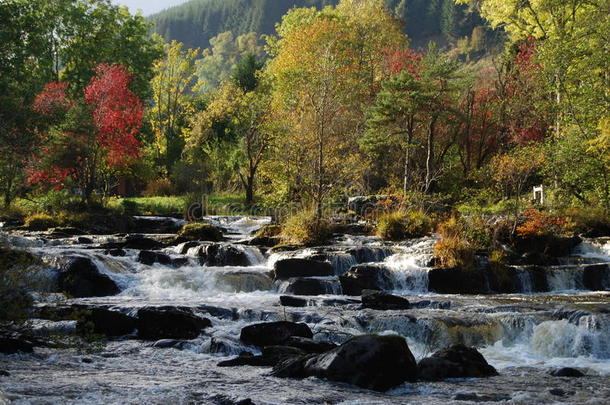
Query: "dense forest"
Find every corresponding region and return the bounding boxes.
[149,0,496,51]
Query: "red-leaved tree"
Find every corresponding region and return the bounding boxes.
[29,63,143,203]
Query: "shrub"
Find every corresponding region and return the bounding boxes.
[177,222,224,242]
[434,215,475,269]
[254,224,282,238]
[143,178,177,197]
[24,213,59,231]
[281,210,332,246]
[562,207,610,237]
[516,209,567,238]
[376,210,433,241]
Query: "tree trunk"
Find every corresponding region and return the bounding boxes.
[424,116,437,194]
[402,117,414,196]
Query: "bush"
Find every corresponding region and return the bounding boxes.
[24,213,59,231]
[562,207,610,237]
[516,209,567,238]
[254,224,282,238]
[434,215,475,269]
[177,222,224,242]
[281,210,332,246]
[376,210,433,241]
[143,178,177,197]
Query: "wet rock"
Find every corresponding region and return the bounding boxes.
[81,357,93,363]
[136,307,211,340]
[339,265,394,296]
[77,307,137,337]
[454,393,511,402]
[248,236,280,247]
[105,248,126,257]
[176,222,224,242]
[283,336,337,354]
[550,367,585,377]
[171,257,189,267]
[418,344,498,381]
[240,321,313,347]
[549,388,575,397]
[132,216,184,234]
[218,346,306,367]
[0,333,34,354]
[150,339,188,349]
[77,236,94,244]
[57,256,120,297]
[0,370,9,377]
[138,250,172,266]
[582,264,610,291]
[361,290,409,310]
[177,241,200,254]
[49,227,84,237]
[428,268,487,294]
[280,277,340,296]
[272,334,418,392]
[123,234,164,250]
[280,295,309,307]
[199,243,249,266]
[273,258,334,280]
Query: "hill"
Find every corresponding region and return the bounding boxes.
[149,0,497,51]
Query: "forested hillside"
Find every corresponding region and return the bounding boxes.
[149,0,494,51]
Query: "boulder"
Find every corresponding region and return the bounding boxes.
[280,277,340,296]
[176,223,224,242]
[418,344,498,381]
[279,295,309,307]
[582,264,609,291]
[273,258,334,280]
[0,333,35,354]
[248,236,280,247]
[57,256,120,298]
[105,248,126,257]
[550,367,585,377]
[138,250,172,266]
[199,244,249,267]
[427,268,487,294]
[131,216,184,234]
[77,307,137,337]
[218,346,306,367]
[339,265,394,296]
[136,307,211,340]
[123,234,164,250]
[283,336,337,353]
[240,321,313,347]
[150,339,189,349]
[361,290,409,310]
[77,237,94,244]
[272,334,418,392]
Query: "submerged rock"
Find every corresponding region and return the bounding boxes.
[279,277,340,296]
[279,295,309,307]
[361,290,410,310]
[550,367,585,377]
[136,307,211,340]
[56,256,120,297]
[418,344,498,381]
[218,346,306,367]
[339,265,394,295]
[272,334,418,392]
[273,258,334,279]
[240,321,313,347]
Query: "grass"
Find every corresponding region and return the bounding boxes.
[281,210,332,246]
[376,210,433,241]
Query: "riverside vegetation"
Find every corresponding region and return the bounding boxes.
[1,0,609,403]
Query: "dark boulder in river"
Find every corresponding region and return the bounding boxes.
[339,265,394,295]
[273,258,334,279]
[279,277,340,296]
[279,295,309,307]
[427,267,487,294]
[218,345,306,367]
[136,307,211,340]
[272,334,418,392]
[361,290,410,310]
[57,256,120,297]
[77,307,137,337]
[0,331,35,354]
[199,243,250,266]
[550,367,585,377]
[240,321,313,347]
[418,344,498,381]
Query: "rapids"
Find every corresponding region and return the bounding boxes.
[1,217,609,404]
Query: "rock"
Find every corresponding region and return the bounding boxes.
[583,264,610,291]
[240,321,313,347]
[280,295,309,307]
[77,236,94,244]
[177,223,224,242]
[418,344,498,381]
[138,250,172,266]
[77,307,137,337]
[123,234,164,250]
[150,339,188,349]
[248,236,280,247]
[273,258,334,280]
[0,334,34,354]
[49,227,84,237]
[280,277,340,296]
[57,256,120,298]
[427,268,487,294]
[81,357,93,363]
[0,370,9,377]
[105,248,126,257]
[361,290,409,310]
[549,388,575,397]
[177,241,200,254]
[136,307,211,340]
[199,244,249,266]
[550,367,585,377]
[218,346,306,367]
[283,336,337,354]
[131,216,184,234]
[339,265,394,296]
[272,334,418,392]
[454,393,511,402]
[171,257,189,267]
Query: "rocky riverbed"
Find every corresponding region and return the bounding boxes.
[1,216,609,404]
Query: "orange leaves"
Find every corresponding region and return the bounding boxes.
[516,209,566,238]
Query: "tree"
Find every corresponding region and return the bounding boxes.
[232,53,264,92]
[30,64,143,204]
[148,41,200,176]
